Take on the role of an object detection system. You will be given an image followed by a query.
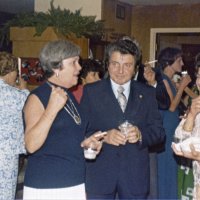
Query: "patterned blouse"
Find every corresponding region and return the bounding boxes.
[0,79,29,154]
[175,113,200,200]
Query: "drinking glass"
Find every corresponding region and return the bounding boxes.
[119,120,133,137]
[84,141,98,160]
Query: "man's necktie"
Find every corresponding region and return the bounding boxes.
[117,86,127,112]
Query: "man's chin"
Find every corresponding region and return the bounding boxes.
[113,79,129,85]
[74,78,78,84]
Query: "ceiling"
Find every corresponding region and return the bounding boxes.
[119,0,200,6]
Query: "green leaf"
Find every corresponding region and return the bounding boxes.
[0,0,105,46]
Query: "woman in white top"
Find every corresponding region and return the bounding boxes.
[172,54,200,200]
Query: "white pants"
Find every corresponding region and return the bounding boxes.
[23,183,86,200]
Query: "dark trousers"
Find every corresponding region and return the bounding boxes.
[147,152,158,199]
[87,182,148,200]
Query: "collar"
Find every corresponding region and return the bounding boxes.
[110,79,131,99]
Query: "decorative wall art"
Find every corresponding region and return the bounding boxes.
[19,58,45,85]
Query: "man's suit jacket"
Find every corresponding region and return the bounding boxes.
[80,78,165,196]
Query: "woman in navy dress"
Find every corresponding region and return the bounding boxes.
[23,40,104,200]
[157,47,191,199]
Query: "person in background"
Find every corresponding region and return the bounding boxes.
[138,62,171,110]
[71,58,104,103]
[156,47,191,199]
[172,53,200,200]
[143,60,196,200]
[0,51,29,200]
[137,62,171,199]
[22,40,105,200]
[80,37,165,199]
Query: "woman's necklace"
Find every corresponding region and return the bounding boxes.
[46,81,81,125]
[64,97,81,125]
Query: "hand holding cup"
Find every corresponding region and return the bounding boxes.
[81,131,107,159]
[119,121,141,143]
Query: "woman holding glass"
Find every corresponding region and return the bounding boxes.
[23,40,104,200]
[172,53,200,200]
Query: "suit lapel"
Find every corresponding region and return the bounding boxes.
[125,81,144,115]
[102,79,145,116]
[103,79,124,114]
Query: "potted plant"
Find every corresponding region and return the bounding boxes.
[0,0,104,58]
[0,0,104,43]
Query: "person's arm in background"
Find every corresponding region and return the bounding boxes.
[172,143,200,162]
[164,74,191,112]
[173,74,197,109]
[143,65,170,110]
[180,86,198,116]
[184,87,198,99]
[172,96,200,160]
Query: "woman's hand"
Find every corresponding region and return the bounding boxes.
[81,131,107,154]
[178,75,191,90]
[47,86,68,114]
[172,143,200,162]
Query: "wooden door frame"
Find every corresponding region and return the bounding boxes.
[149,28,200,61]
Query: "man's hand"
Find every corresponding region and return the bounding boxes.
[126,126,142,143]
[104,129,126,146]
[143,65,157,86]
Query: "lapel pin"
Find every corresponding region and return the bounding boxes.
[139,95,143,99]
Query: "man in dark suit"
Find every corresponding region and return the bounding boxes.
[80,37,166,199]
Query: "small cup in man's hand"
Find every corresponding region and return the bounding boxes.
[119,120,133,137]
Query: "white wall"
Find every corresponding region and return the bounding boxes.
[35,0,102,20]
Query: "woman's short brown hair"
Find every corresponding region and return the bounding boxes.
[0,51,17,76]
